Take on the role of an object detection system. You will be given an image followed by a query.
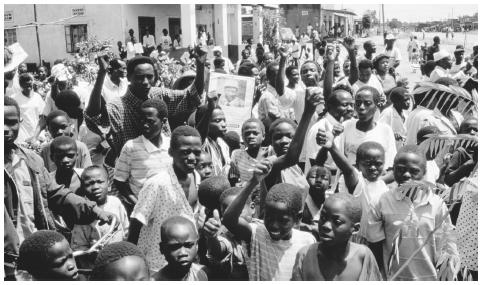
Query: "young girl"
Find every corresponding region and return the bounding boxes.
[292,193,382,281]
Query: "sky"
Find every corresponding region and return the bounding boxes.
[333,4,478,23]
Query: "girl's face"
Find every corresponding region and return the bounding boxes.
[378,58,390,73]
[242,122,264,150]
[393,152,425,186]
[271,122,295,156]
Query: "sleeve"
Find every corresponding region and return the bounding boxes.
[360,245,383,281]
[130,178,158,225]
[42,94,54,117]
[77,142,92,169]
[290,245,309,280]
[36,95,46,116]
[395,49,402,61]
[117,199,130,240]
[113,142,132,182]
[264,95,282,119]
[70,225,91,251]
[156,86,201,118]
[383,126,397,169]
[366,193,386,243]
[434,201,459,259]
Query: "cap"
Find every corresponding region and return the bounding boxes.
[385,34,395,40]
[454,45,465,53]
[373,53,390,67]
[212,46,222,54]
[433,50,451,61]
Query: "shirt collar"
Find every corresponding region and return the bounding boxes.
[124,88,145,107]
[141,134,168,153]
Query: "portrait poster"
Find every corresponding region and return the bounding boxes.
[208,72,256,136]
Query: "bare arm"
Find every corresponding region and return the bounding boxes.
[113,179,138,206]
[85,56,108,117]
[192,47,207,95]
[275,46,288,97]
[344,38,358,85]
[195,96,216,143]
[323,45,335,100]
[127,218,142,244]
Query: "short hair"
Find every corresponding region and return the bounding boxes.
[416,126,440,145]
[268,118,297,141]
[213,57,225,68]
[327,87,353,108]
[90,241,147,281]
[140,98,168,120]
[162,28,168,34]
[266,183,303,215]
[17,230,67,276]
[224,131,241,151]
[358,59,373,70]
[219,186,244,205]
[238,62,257,77]
[55,90,81,110]
[81,165,108,181]
[46,110,69,128]
[266,62,280,81]
[333,84,353,95]
[394,144,427,172]
[422,60,436,76]
[50,135,77,154]
[19,73,33,85]
[325,193,361,223]
[109,58,124,70]
[160,215,197,242]
[356,85,381,104]
[198,176,231,211]
[307,165,331,181]
[126,56,155,78]
[363,40,374,50]
[241,118,265,136]
[356,141,385,163]
[300,60,322,74]
[389,87,409,104]
[170,125,201,150]
[286,65,298,77]
[4,96,20,116]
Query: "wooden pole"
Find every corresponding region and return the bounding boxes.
[34,4,42,66]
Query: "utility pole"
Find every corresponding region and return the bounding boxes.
[34,4,42,65]
[382,4,385,34]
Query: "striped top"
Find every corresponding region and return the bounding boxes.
[114,135,172,196]
[230,149,257,183]
[246,221,316,280]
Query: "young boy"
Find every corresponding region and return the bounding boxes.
[292,193,382,280]
[114,98,172,213]
[222,159,317,280]
[378,87,411,150]
[90,241,150,281]
[196,151,214,181]
[50,136,83,196]
[17,230,79,281]
[71,166,130,267]
[300,165,331,240]
[40,110,92,172]
[153,216,208,281]
[369,145,459,280]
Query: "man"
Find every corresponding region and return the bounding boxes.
[426,36,440,61]
[383,34,401,69]
[450,45,470,76]
[299,32,309,59]
[210,46,235,74]
[142,28,156,57]
[358,40,377,61]
[430,50,453,82]
[85,52,206,180]
[351,59,385,103]
[235,49,252,73]
[159,29,172,51]
[291,39,301,67]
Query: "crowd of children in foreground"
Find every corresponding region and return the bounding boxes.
[4,32,478,282]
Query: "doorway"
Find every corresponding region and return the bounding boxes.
[138,16,155,45]
[168,18,181,42]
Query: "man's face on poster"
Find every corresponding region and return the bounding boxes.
[224,86,238,102]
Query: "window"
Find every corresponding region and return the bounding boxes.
[4,29,17,46]
[5,11,13,22]
[65,24,87,53]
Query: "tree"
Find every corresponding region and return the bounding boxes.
[263,8,286,46]
[362,14,372,30]
[388,18,403,30]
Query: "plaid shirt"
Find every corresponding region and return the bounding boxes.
[84,85,200,161]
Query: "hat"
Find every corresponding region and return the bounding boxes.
[433,50,451,61]
[454,45,465,53]
[373,53,390,67]
[4,43,28,73]
[385,34,395,40]
[212,46,222,54]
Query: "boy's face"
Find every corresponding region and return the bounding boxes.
[170,136,202,174]
[301,62,319,87]
[102,256,150,281]
[272,122,295,156]
[140,107,163,140]
[318,199,357,245]
[45,239,78,280]
[358,67,372,83]
[357,148,385,182]
[48,115,72,138]
[20,77,33,95]
[4,106,20,148]
[82,168,108,205]
[242,122,264,150]
[393,92,411,110]
[287,69,300,85]
[378,58,390,73]
[264,200,297,241]
[209,109,227,138]
[129,63,155,95]
[307,167,330,202]
[51,143,77,171]
[331,91,354,120]
[196,153,213,180]
[393,153,425,186]
[160,223,198,270]
[355,90,377,122]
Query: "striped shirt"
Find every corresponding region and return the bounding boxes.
[202,137,230,176]
[230,149,257,183]
[114,135,172,197]
[246,221,316,280]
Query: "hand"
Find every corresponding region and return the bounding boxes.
[325,45,337,62]
[305,87,324,110]
[342,36,356,52]
[316,128,334,149]
[278,45,289,59]
[251,157,272,183]
[394,133,406,142]
[96,209,119,227]
[98,55,109,73]
[332,122,344,137]
[203,209,221,238]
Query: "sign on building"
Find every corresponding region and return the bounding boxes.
[301,10,308,16]
[4,11,13,22]
[72,7,86,17]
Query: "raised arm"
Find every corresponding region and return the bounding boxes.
[323,45,335,100]
[344,37,358,85]
[275,45,288,97]
[192,46,207,95]
[85,56,108,117]
[195,94,216,143]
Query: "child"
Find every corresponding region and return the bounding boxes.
[71,165,130,268]
[196,151,214,181]
[40,110,92,172]
[222,160,317,280]
[202,187,255,280]
[114,98,172,213]
[300,165,331,240]
[378,87,411,150]
[368,145,459,280]
[17,230,79,281]
[292,193,382,280]
[416,126,444,185]
[50,136,83,197]
[90,241,150,281]
[153,216,208,281]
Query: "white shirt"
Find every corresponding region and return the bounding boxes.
[405,106,456,145]
[384,47,402,68]
[378,105,409,150]
[142,35,156,48]
[159,35,172,49]
[12,91,45,143]
[210,56,235,74]
[429,66,449,82]
[257,84,296,122]
[352,75,385,100]
[101,76,128,103]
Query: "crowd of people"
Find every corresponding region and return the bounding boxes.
[3,24,478,282]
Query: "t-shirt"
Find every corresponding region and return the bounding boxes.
[159,35,172,50]
[352,76,385,103]
[12,91,45,143]
[245,221,316,280]
[378,105,408,150]
[338,119,397,170]
[154,263,208,281]
[383,47,402,68]
[40,140,92,172]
